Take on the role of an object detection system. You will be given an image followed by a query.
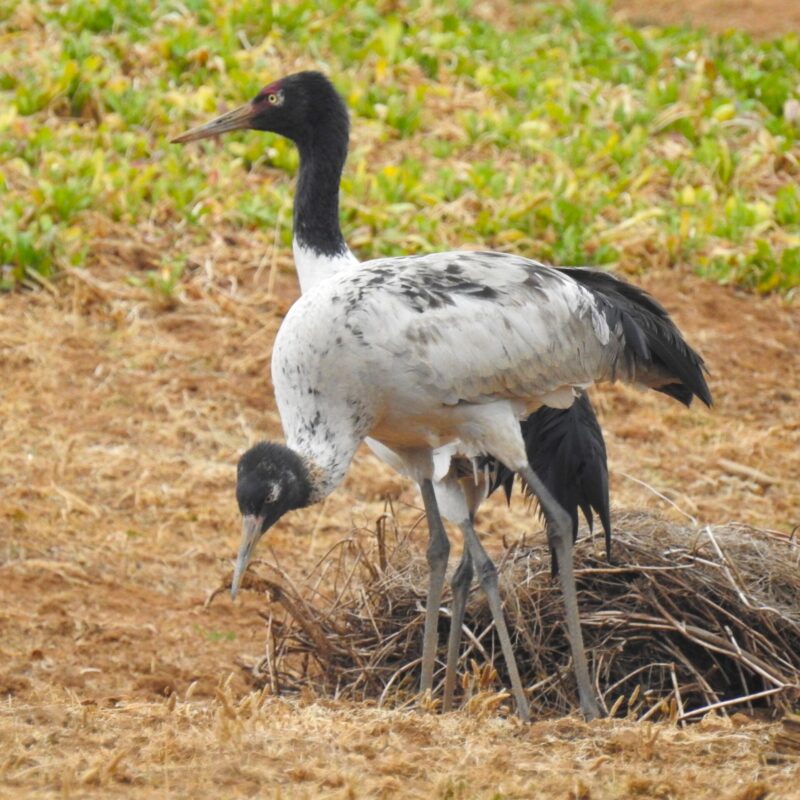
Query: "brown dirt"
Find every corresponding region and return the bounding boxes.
[613,0,800,39]
[1,228,798,797]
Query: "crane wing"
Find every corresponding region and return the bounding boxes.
[273,252,710,460]
[343,252,627,407]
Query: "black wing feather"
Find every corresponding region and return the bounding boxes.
[558,267,713,408]
[486,266,710,577]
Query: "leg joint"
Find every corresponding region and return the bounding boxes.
[426,536,450,565]
[451,557,473,591]
[475,556,498,588]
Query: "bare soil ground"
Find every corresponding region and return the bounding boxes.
[1,226,798,797]
[613,0,800,39]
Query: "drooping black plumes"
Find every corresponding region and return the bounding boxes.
[489,393,612,572]
[488,267,712,572]
[560,267,712,408]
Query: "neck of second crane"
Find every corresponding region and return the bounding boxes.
[283,416,361,505]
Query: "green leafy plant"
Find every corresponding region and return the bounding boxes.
[128,258,186,306]
[0,0,798,292]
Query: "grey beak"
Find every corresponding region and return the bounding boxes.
[231,514,264,599]
[171,102,255,144]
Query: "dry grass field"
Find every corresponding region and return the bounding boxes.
[2,234,799,798]
[613,0,800,40]
[2,1,800,798]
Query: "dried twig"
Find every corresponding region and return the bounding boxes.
[235,511,800,720]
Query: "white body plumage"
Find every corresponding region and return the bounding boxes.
[292,238,359,293]
[173,69,709,721]
[273,251,622,499]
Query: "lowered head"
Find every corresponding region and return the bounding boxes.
[233,441,312,599]
[171,71,348,150]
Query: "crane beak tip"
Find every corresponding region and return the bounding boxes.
[230,514,265,600]
[170,129,219,145]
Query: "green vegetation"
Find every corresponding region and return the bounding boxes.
[1,0,799,292]
[194,625,237,643]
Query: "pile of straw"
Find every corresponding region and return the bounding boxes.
[231,512,800,720]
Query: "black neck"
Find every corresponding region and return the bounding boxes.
[294,130,348,257]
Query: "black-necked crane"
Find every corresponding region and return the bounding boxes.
[173,73,612,715]
[173,72,711,721]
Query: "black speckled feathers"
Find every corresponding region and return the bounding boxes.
[341,257,501,314]
[318,253,711,416]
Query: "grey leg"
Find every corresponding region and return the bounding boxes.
[459,519,531,723]
[520,466,602,721]
[443,547,473,712]
[419,479,450,695]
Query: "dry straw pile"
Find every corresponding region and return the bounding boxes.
[218,512,800,721]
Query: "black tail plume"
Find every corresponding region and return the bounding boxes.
[559,267,713,408]
[489,393,612,571]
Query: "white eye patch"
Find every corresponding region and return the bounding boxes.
[266,481,283,504]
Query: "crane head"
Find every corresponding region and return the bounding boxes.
[171,71,348,149]
[232,442,312,599]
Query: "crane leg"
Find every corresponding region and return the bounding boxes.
[442,547,473,712]
[458,519,530,721]
[520,466,603,721]
[419,478,450,696]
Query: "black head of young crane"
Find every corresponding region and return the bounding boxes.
[173,71,712,723]
[234,442,312,593]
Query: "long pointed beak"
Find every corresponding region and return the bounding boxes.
[231,514,265,599]
[171,102,255,144]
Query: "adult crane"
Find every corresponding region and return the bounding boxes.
[173,73,611,714]
[172,72,711,721]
